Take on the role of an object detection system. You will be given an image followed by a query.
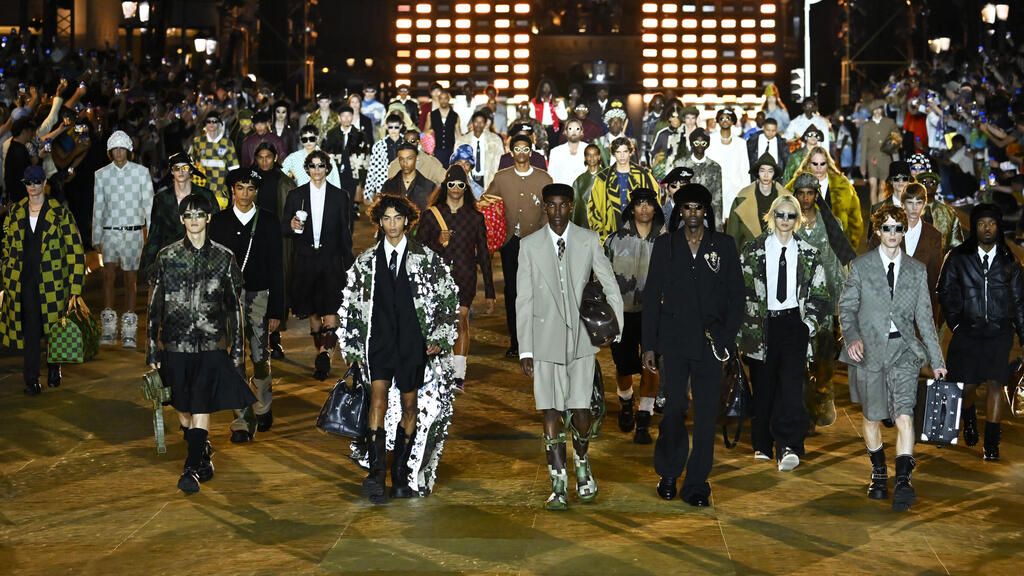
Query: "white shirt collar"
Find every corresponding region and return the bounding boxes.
[878,245,902,268]
[514,166,534,177]
[384,235,408,263]
[233,205,257,225]
[978,244,997,262]
[548,224,570,254]
[310,180,327,195]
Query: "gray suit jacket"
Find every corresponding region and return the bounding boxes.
[516,223,624,364]
[838,249,945,372]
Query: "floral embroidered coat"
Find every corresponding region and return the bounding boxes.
[738,232,831,361]
[339,238,459,383]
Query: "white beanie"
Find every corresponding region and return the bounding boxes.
[107,130,133,152]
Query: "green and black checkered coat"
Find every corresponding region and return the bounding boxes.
[1,198,86,349]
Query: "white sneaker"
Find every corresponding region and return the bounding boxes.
[754,451,772,461]
[120,312,138,348]
[100,308,118,346]
[778,449,800,471]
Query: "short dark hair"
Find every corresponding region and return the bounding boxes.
[397,142,419,155]
[385,112,405,125]
[610,136,633,154]
[178,193,213,217]
[299,124,319,137]
[369,193,420,233]
[763,117,778,127]
[470,109,491,123]
[254,141,278,158]
[902,182,928,202]
[303,150,332,174]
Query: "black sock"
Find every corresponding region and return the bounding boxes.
[984,421,1001,443]
[186,428,209,469]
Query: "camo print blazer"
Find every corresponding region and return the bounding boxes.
[146,238,244,365]
[738,232,831,361]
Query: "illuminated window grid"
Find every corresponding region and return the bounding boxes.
[640,2,779,106]
[394,2,531,101]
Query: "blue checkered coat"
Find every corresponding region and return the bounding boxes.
[1,198,86,349]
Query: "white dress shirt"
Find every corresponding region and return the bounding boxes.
[309,180,327,248]
[547,142,588,185]
[904,219,922,257]
[384,234,408,271]
[233,205,257,226]
[879,247,901,333]
[758,133,780,164]
[470,133,485,178]
[978,244,997,270]
[817,176,829,203]
[765,234,799,310]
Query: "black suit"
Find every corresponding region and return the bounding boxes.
[323,126,367,229]
[642,229,744,499]
[281,182,354,316]
[380,171,436,212]
[368,241,427,393]
[746,131,789,182]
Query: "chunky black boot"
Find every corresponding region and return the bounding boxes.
[361,427,388,504]
[634,410,653,444]
[196,435,215,483]
[390,426,417,498]
[892,455,916,512]
[269,330,285,360]
[983,421,1001,462]
[178,428,207,494]
[867,446,888,500]
[618,396,635,433]
[962,404,979,446]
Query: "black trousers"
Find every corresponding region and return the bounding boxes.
[499,235,520,349]
[21,276,46,384]
[748,312,810,458]
[654,344,721,498]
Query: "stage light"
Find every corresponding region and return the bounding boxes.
[682,64,697,73]
[456,49,471,58]
[475,48,490,58]
[682,78,698,88]
[416,19,431,28]
[396,18,412,28]
[643,78,660,88]
[475,34,490,43]
[416,3,432,13]
[514,33,529,43]
[495,79,510,89]
[662,33,678,43]
[722,79,738,89]
[721,19,736,28]
[495,48,510,58]
[456,64,470,74]
[396,33,412,43]
[513,48,529,58]
[664,78,679,88]
[702,19,716,29]
[721,34,736,43]
[395,64,412,74]
[682,49,697,58]
[436,33,451,43]
[435,64,450,73]
[495,33,510,43]
[455,3,471,13]
[455,19,471,28]
[741,34,756,43]
[456,33,471,43]
[436,48,451,58]
[514,3,530,14]
[643,62,659,74]
[642,3,658,13]
[741,19,756,28]
[702,64,717,74]
[644,18,658,28]
[475,4,492,14]
[682,34,697,43]
[416,34,431,42]
[702,79,718,88]
[514,63,529,74]
[682,19,698,28]
[662,63,678,74]
[644,48,657,57]
[662,3,677,13]
[662,18,678,28]
[761,3,777,13]
[436,18,451,27]
[415,49,431,59]
[513,78,529,88]
[496,19,510,27]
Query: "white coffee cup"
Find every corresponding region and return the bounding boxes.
[294,210,308,234]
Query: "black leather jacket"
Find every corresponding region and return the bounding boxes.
[937,242,1024,340]
[146,238,244,365]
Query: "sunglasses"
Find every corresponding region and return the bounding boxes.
[171,165,191,173]
[691,140,709,147]
[446,181,467,189]
[300,136,317,143]
[774,211,799,221]
[891,176,911,182]
[307,163,327,169]
[205,119,220,125]
[809,161,827,166]
[881,224,906,233]
[386,124,402,130]
[182,211,208,220]
[22,179,45,186]
[681,203,705,211]
[512,146,531,153]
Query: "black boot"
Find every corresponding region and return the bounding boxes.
[867,446,888,500]
[196,435,215,483]
[23,380,42,396]
[984,421,1001,462]
[361,427,388,504]
[618,396,635,432]
[178,428,206,494]
[892,454,916,511]
[269,330,285,360]
[634,410,653,444]
[390,426,417,499]
[47,364,62,388]
[962,404,979,446]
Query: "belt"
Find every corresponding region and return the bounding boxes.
[766,307,799,318]
[103,225,144,231]
[888,331,902,339]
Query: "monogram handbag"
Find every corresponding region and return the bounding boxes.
[579,273,620,347]
[316,364,370,439]
[46,316,85,364]
[141,368,172,454]
[720,356,752,448]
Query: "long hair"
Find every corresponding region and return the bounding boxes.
[369,193,420,241]
[882,175,916,200]
[428,164,478,211]
[794,145,841,178]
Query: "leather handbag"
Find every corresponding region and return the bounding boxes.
[316,364,370,439]
[46,316,85,364]
[141,368,172,454]
[1006,361,1024,418]
[719,356,752,448]
[579,273,620,347]
[915,378,964,445]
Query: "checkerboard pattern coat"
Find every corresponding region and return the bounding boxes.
[738,232,831,362]
[92,160,154,247]
[1,198,86,349]
[190,130,239,207]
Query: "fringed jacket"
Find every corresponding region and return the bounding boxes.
[339,238,459,383]
[146,238,244,366]
[738,232,831,361]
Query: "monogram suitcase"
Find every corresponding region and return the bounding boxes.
[916,378,964,445]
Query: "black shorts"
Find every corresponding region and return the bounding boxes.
[290,250,345,318]
[947,331,1014,386]
[368,353,427,394]
[609,311,643,376]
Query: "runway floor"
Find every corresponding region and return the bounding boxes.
[2,218,1023,575]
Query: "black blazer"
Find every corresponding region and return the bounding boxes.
[209,207,286,320]
[642,229,745,360]
[281,182,354,270]
[380,171,436,212]
[746,130,789,181]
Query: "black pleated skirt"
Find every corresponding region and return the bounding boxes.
[161,350,257,414]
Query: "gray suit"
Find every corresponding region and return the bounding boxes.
[517,223,624,410]
[838,249,945,420]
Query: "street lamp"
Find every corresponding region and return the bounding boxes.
[803,0,824,99]
[194,37,206,53]
[122,1,138,20]
[139,2,151,24]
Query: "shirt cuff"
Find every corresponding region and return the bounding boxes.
[519,352,533,360]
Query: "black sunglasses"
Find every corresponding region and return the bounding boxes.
[881,224,906,233]
[300,136,317,143]
[774,211,799,221]
[891,176,911,182]
[22,179,45,186]
[681,203,704,211]
[307,163,327,169]
[386,124,402,130]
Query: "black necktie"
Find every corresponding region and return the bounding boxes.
[983,254,990,273]
[887,262,895,298]
[776,247,787,304]
[476,140,482,172]
[389,250,398,279]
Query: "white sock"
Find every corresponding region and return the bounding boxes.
[638,397,655,413]
[454,355,467,379]
[618,387,634,401]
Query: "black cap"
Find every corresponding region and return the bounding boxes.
[509,133,533,148]
[252,111,271,124]
[888,161,911,179]
[661,166,694,185]
[542,183,575,200]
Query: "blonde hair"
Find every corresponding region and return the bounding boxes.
[763,194,803,233]
[794,145,841,177]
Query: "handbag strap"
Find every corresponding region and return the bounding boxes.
[722,420,744,449]
[429,206,449,247]
[239,209,260,273]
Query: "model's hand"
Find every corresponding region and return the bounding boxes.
[933,367,948,380]
[484,298,495,314]
[643,351,658,373]
[426,344,441,356]
[439,230,453,245]
[847,339,865,362]
[149,362,160,370]
[290,216,303,231]
[93,244,101,255]
[267,318,280,333]
[520,357,534,377]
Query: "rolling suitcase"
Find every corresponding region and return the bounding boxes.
[916,378,964,445]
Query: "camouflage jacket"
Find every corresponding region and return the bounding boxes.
[676,156,724,230]
[603,221,665,313]
[146,237,244,365]
[738,232,831,361]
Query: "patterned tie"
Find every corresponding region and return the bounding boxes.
[389,250,398,279]
[776,246,787,304]
[887,262,895,298]
[557,238,565,261]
